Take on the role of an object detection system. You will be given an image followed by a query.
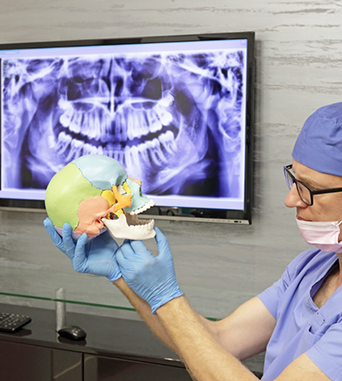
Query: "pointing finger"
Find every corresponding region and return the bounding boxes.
[62,223,76,260]
[73,233,88,269]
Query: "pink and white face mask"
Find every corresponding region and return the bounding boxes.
[296,216,342,253]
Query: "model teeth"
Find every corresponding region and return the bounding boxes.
[129,219,154,229]
[125,213,154,228]
[101,212,155,241]
[130,199,155,215]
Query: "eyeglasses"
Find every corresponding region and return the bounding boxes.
[283,164,342,206]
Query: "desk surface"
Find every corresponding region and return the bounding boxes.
[0,303,184,368]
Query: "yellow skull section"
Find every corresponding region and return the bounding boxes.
[101,184,132,218]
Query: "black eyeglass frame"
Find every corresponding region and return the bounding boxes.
[283,164,342,206]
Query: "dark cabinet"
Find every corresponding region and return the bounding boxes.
[0,340,191,381]
[0,303,192,381]
[0,341,82,381]
[84,354,192,381]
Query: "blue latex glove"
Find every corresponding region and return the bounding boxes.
[116,227,183,314]
[44,217,121,282]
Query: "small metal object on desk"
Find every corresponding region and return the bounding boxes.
[55,288,66,331]
[55,288,87,341]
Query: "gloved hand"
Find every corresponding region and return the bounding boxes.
[116,227,183,314]
[44,217,121,282]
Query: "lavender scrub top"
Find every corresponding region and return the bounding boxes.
[258,249,342,381]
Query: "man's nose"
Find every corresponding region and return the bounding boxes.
[285,184,308,208]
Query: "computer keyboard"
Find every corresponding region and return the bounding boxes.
[0,312,32,333]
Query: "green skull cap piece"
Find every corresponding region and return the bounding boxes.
[45,154,156,240]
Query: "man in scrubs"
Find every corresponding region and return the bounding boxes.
[45,102,342,380]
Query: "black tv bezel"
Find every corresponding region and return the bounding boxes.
[0,31,255,224]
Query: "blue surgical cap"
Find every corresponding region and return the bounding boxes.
[292,102,342,177]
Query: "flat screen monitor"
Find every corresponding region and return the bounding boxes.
[0,32,255,224]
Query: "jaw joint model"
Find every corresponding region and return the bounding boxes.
[101,184,156,240]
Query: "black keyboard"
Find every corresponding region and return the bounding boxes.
[0,312,32,333]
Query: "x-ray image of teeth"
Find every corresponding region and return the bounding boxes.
[2,50,245,198]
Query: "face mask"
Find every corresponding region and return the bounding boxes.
[296,216,342,253]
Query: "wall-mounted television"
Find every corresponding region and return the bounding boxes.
[0,32,255,224]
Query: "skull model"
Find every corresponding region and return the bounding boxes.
[45,154,155,240]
